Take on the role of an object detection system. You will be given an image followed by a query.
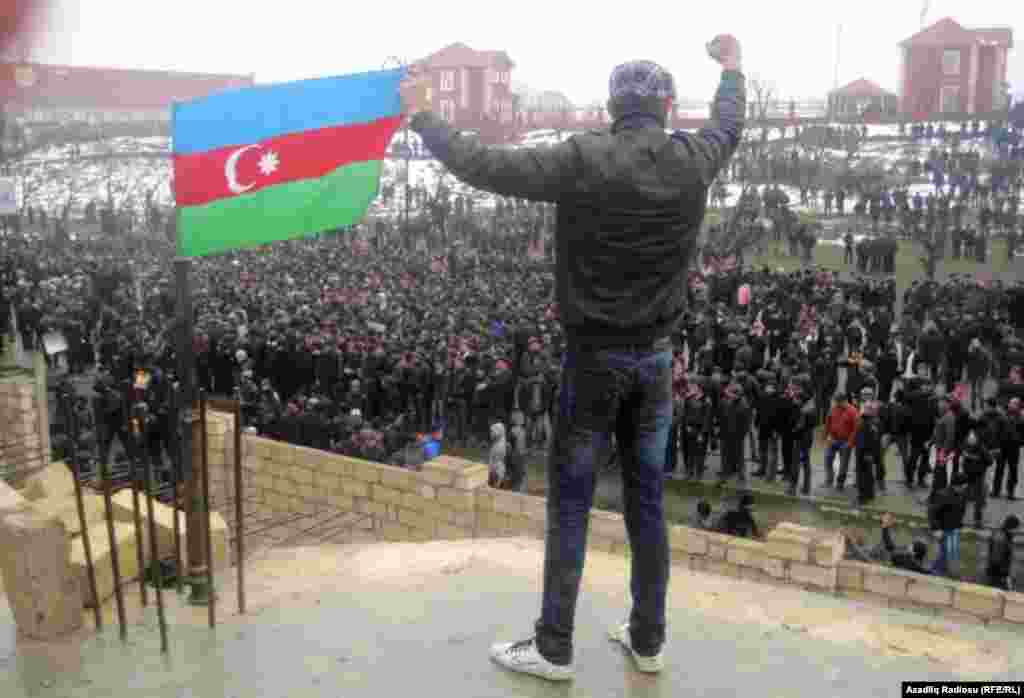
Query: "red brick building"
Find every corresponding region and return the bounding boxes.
[0,62,253,124]
[418,42,516,142]
[828,78,899,118]
[899,17,1013,117]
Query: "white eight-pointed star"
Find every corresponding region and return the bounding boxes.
[258,151,280,176]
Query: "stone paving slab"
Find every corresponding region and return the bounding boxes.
[1,538,1021,698]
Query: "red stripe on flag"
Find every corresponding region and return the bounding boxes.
[173,115,402,207]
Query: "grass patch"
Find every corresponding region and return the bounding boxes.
[749,237,1019,295]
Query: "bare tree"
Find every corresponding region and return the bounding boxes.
[747,75,777,163]
[748,76,777,122]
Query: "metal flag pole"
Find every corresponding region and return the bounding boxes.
[172,94,212,607]
[174,253,210,606]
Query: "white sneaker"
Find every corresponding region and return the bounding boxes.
[489,637,574,681]
[609,622,664,674]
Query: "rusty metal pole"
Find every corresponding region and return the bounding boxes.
[128,411,148,607]
[170,384,184,595]
[186,392,211,606]
[200,394,216,627]
[200,390,217,626]
[63,389,102,631]
[142,445,169,652]
[233,399,245,614]
[175,257,210,606]
[99,457,127,641]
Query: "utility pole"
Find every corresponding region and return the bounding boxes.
[383,56,412,245]
[833,24,842,93]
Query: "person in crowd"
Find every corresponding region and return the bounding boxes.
[985,515,1020,590]
[931,397,959,493]
[928,473,969,577]
[487,421,507,488]
[959,430,993,528]
[505,411,528,493]
[854,396,883,505]
[689,499,713,530]
[824,393,858,491]
[881,512,931,575]
[752,378,783,482]
[717,382,751,486]
[905,376,939,489]
[993,398,1022,501]
[842,525,887,563]
[681,381,712,481]
[713,492,760,538]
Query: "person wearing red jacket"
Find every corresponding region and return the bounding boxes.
[824,393,859,490]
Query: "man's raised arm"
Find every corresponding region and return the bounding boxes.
[399,66,577,202]
[409,112,578,203]
[669,35,746,188]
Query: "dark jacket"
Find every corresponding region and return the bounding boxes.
[979,407,1009,450]
[959,445,993,481]
[986,530,1015,581]
[928,484,967,532]
[714,508,760,539]
[682,397,713,435]
[882,528,930,575]
[411,71,746,347]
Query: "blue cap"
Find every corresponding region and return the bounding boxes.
[608,60,676,101]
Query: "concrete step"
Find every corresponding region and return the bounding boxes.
[3,539,1022,697]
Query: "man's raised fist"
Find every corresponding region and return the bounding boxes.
[706,34,742,72]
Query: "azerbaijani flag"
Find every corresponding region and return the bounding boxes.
[172,68,405,257]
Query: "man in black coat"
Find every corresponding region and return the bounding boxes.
[403,37,746,678]
[959,431,993,527]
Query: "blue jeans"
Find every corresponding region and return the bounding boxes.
[535,341,673,665]
[824,440,852,487]
[931,529,961,577]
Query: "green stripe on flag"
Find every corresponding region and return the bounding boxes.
[178,159,382,257]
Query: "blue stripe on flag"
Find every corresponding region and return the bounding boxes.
[172,68,405,155]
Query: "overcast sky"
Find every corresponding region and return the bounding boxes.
[30,0,1023,105]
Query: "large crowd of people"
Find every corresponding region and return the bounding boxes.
[1,117,1022,590]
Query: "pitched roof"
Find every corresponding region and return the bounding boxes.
[421,42,514,70]
[900,17,975,46]
[900,17,1013,48]
[0,62,252,110]
[830,78,895,98]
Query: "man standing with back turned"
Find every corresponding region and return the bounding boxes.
[400,36,745,681]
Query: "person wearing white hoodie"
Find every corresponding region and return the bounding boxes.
[488,422,508,488]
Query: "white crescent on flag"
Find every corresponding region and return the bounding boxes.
[225,144,261,194]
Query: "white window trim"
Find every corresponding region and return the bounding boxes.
[440,98,455,122]
[942,49,961,76]
[940,85,961,113]
[441,71,455,92]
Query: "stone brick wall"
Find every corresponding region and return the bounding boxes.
[837,559,1023,626]
[0,478,83,639]
[0,355,49,482]
[203,414,1024,630]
